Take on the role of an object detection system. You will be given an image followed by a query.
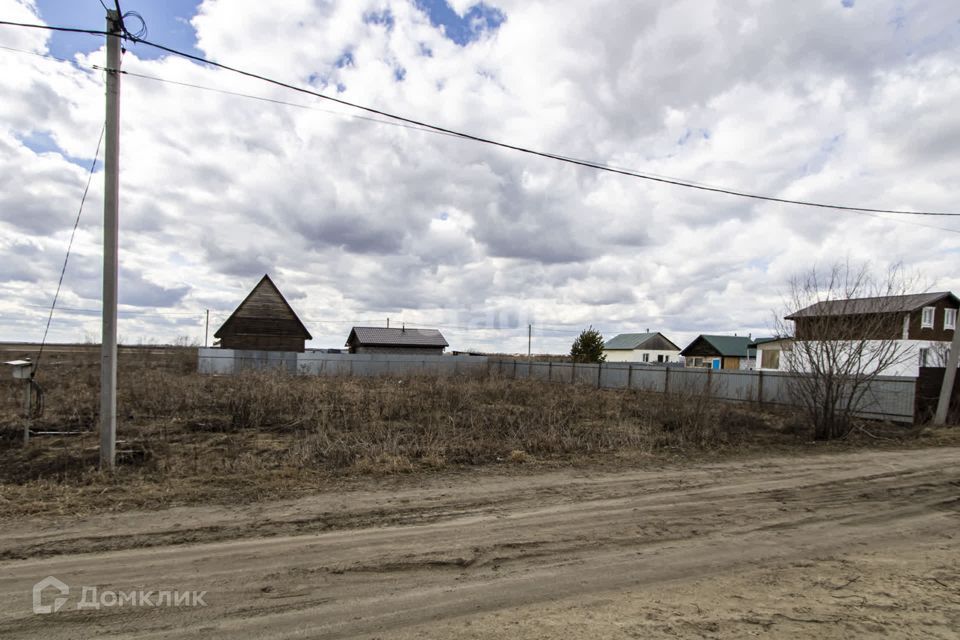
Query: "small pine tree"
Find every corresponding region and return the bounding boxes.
[570,326,606,363]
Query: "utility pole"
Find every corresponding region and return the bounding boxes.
[204,309,209,347]
[934,324,960,424]
[527,324,532,360]
[100,9,122,471]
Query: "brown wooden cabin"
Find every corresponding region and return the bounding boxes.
[214,274,312,352]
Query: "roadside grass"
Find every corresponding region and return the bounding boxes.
[0,353,952,518]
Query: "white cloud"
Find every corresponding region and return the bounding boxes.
[0,0,958,353]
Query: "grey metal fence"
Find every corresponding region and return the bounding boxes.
[198,349,916,422]
[489,359,916,422]
[198,348,489,378]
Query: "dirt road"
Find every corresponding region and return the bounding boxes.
[1,447,958,638]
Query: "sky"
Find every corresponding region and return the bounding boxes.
[1,0,959,354]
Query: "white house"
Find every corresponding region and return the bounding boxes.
[603,332,681,363]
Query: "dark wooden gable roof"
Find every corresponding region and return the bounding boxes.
[214,274,312,340]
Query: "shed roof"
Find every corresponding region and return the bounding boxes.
[680,335,753,358]
[785,291,957,319]
[604,332,680,351]
[214,274,312,340]
[346,326,448,348]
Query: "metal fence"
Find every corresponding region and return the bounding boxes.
[488,360,917,422]
[197,349,916,423]
[198,348,489,377]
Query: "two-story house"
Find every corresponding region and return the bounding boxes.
[782,291,958,376]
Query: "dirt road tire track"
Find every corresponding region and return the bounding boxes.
[1,447,958,638]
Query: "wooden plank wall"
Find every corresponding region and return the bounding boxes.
[915,367,960,424]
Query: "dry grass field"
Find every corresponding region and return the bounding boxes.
[0,347,954,519]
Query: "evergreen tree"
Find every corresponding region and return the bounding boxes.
[570,326,606,363]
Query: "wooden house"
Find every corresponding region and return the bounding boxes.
[680,335,755,370]
[345,326,448,355]
[214,274,312,352]
[602,332,681,363]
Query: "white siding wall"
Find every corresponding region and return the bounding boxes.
[783,339,951,377]
[604,349,681,363]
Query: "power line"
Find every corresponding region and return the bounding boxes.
[34,125,105,375]
[0,19,110,37]
[11,43,960,240]
[116,68,463,139]
[44,58,960,236]
[127,33,960,218]
[7,42,959,236]
[1,20,958,218]
[24,304,205,317]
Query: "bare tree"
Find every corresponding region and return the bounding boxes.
[776,262,918,440]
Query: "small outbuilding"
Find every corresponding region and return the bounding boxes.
[214,274,312,352]
[680,335,755,370]
[345,326,448,355]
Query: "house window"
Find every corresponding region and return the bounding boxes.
[642,353,649,363]
[657,354,666,363]
[919,347,929,367]
[945,308,957,331]
[688,357,703,367]
[761,349,780,369]
[921,307,935,329]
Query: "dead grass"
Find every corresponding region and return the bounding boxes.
[0,351,951,519]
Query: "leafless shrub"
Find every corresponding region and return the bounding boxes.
[777,261,918,440]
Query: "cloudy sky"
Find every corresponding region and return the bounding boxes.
[1,0,959,353]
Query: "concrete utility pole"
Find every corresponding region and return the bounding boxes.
[934,323,960,424]
[527,324,531,360]
[100,9,122,471]
[204,309,209,347]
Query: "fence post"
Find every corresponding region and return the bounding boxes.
[513,359,517,379]
[757,369,764,405]
[572,361,576,384]
[597,362,602,388]
[548,360,553,382]
[627,364,633,390]
[664,366,670,394]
